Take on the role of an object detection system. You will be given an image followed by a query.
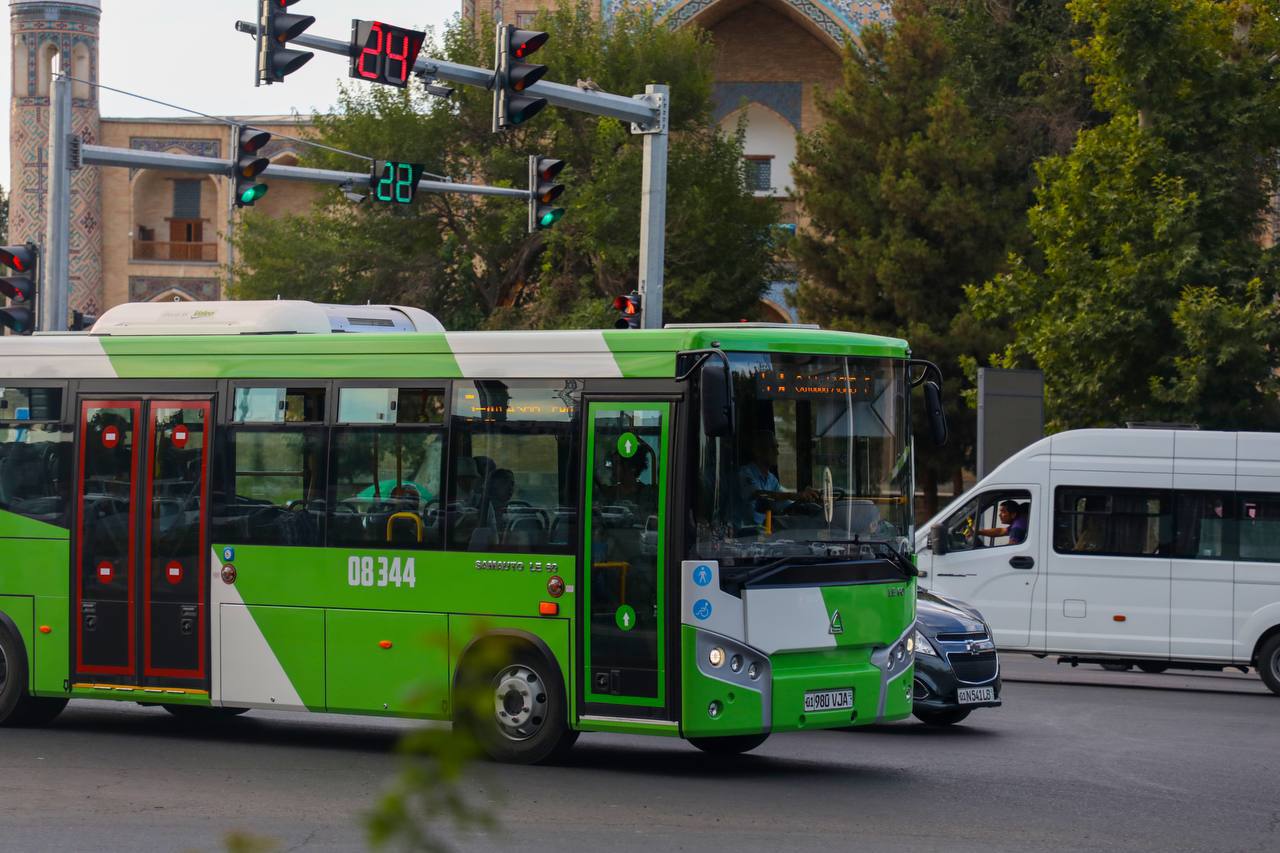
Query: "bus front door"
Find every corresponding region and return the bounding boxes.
[74,399,213,693]
[580,401,673,723]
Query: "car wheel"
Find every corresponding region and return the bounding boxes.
[1137,662,1169,674]
[0,622,68,727]
[458,645,576,764]
[1258,634,1280,696]
[1100,662,1131,672]
[688,733,769,755]
[913,707,972,726]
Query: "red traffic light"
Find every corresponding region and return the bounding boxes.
[239,129,272,155]
[510,29,548,59]
[0,244,36,274]
[612,295,637,314]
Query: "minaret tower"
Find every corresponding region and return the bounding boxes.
[9,0,103,316]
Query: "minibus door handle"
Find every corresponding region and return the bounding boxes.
[1009,556,1035,570]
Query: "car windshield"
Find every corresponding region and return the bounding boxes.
[691,352,911,566]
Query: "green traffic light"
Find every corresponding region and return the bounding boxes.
[538,208,565,228]
[239,184,269,206]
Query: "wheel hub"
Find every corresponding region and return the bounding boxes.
[492,665,548,741]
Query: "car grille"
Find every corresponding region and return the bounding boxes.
[947,650,998,684]
[936,631,987,642]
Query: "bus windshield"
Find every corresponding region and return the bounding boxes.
[692,352,911,565]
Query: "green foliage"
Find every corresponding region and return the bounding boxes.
[971,0,1280,430]
[232,2,776,330]
[792,0,1087,496]
[0,183,8,243]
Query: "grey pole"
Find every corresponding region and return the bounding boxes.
[635,84,669,330]
[42,68,72,333]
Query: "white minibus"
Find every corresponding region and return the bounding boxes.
[915,428,1280,695]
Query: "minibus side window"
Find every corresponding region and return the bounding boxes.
[1054,488,1171,556]
[1238,494,1280,562]
[943,490,1031,551]
[1173,491,1234,560]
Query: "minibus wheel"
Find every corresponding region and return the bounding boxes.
[1258,634,1280,696]
[0,622,68,727]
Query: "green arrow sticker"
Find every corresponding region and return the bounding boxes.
[617,432,639,458]
[615,605,636,631]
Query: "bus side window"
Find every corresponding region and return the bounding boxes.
[214,385,328,547]
[1238,493,1280,562]
[448,380,581,554]
[0,386,71,529]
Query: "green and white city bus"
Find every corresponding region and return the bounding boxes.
[0,301,932,762]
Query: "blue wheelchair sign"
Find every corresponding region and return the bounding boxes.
[692,599,713,621]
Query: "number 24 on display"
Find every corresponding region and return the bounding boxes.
[348,555,417,589]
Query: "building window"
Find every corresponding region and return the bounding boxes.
[173,179,202,220]
[515,11,537,27]
[745,156,773,193]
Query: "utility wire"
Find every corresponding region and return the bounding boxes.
[55,72,454,181]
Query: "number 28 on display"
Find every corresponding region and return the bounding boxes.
[349,20,426,88]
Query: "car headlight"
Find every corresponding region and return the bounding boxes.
[913,629,938,656]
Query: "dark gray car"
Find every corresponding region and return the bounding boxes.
[912,590,1002,725]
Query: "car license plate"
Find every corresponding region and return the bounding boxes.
[803,688,853,713]
[957,686,996,704]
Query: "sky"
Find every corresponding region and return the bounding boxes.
[2,0,462,181]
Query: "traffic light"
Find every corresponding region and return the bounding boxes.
[529,156,565,232]
[493,24,549,130]
[613,293,641,329]
[234,127,272,208]
[0,243,38,336]
[257,0,315,85]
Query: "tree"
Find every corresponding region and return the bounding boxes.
[231,2,778,330]
[970,0,1280,430]
[0,183,8,243]
[791,0,1088,510]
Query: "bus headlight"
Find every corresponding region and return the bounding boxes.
[708,647,725,668]
[914,630,938,656]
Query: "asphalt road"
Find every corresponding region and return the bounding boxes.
[1,674,1276,853]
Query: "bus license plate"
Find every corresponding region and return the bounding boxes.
[957,687,995,704]
[803,688,854,713]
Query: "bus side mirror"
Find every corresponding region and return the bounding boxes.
[924,381,949,446]
[701,359,735,438]
[929,524,948,556]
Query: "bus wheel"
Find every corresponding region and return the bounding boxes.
[1258,634,1280,696]
[460,646,576,764]
[688,733,769,755]
[0,623,68,727]
[913,708,971,726]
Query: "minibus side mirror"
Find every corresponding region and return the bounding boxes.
[924,380,949,447]
[928,524,948,556]
[701,359,735,438]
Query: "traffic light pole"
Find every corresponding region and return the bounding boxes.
[234,20,671,328]
[78,144,532,200]
[41,68,72,333]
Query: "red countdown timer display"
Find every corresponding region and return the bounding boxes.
[349,20,426,89]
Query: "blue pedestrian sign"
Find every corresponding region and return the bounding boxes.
[693,565,713,587]
[692,599,713,621]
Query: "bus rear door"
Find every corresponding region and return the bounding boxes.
[74,398,212,694]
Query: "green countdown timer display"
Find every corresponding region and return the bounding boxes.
[371,161,426,204]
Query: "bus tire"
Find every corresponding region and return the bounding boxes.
[688,733,769,755]
[1258,634,1280,696]
[913,707,971,726]
[458,644,575,764]
[0,621,68,727]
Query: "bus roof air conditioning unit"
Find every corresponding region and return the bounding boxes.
[88,301,446,335]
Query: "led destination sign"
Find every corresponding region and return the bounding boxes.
[755,370,877,400]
